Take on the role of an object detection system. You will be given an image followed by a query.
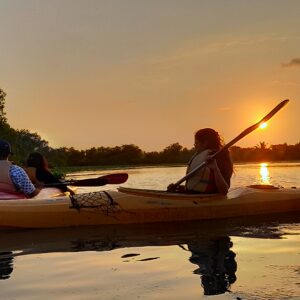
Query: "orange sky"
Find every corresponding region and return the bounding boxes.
[1,1,299,151]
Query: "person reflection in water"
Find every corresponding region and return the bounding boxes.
[187,236,237,296]
[0,251,14,280]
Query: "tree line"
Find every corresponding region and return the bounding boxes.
[1,88,300,168]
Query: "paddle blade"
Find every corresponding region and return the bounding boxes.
[258,99,289,124]
[71,173,129,186]
[71,177,108,186]
[101,173,129,184]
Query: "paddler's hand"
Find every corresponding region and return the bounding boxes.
[167,184,185,192]
[167,183,177,192]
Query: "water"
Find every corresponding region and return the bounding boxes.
[0,162,299,299]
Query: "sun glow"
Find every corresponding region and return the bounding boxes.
[259,122,268,129]
[259,163,270,184]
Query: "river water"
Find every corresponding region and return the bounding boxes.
[0,163,299,299]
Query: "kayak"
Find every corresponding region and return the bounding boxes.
[0,185,299,228]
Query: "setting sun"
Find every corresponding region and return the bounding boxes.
[259,122,268,129]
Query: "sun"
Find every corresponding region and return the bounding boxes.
[259,122,268,129]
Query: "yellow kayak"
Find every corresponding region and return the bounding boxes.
[0,186,299,228]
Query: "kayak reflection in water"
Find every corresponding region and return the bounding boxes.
[0,251,14,280]
[185,236,237,296]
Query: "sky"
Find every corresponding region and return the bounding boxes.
[0,0,299,151]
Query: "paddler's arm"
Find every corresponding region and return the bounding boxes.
[10,166,42,198]
[208,159,229,195]
[28,187,42,198]
[22,180,43,198]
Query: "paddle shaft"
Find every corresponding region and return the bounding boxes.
[173,99,289,187]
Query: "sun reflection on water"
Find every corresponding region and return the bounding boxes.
[259,163,270,184]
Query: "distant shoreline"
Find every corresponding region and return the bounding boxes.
[58,160,300,175]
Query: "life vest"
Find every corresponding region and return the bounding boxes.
[185,150,217,193]
[0,160,18,193]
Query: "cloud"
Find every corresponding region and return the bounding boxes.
[147,36,292,69]
[282,58,300,68]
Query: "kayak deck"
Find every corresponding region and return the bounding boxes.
[117,186,224,200]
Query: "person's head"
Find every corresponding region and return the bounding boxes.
[194,128,223,152]
[0,140,12,160]
[26,152,49,170]
[194,128,233,186]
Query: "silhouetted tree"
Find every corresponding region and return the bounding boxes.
[0,89,8,125]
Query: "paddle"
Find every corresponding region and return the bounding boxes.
[44,173,128,187]
[170,99,289,189]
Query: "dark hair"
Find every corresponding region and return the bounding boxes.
[26,152,49,170]
[195,128,233,186]
[195,128,223,149]
[0,140,12,159]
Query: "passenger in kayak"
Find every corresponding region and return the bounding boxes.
[168,128,233,194]
[0,140,41,198]
[24,152,69,193]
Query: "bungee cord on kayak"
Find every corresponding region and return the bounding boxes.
[70,191,119,214]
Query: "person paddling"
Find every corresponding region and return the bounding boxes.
[168,128,233,195]
[0,140,41,198]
